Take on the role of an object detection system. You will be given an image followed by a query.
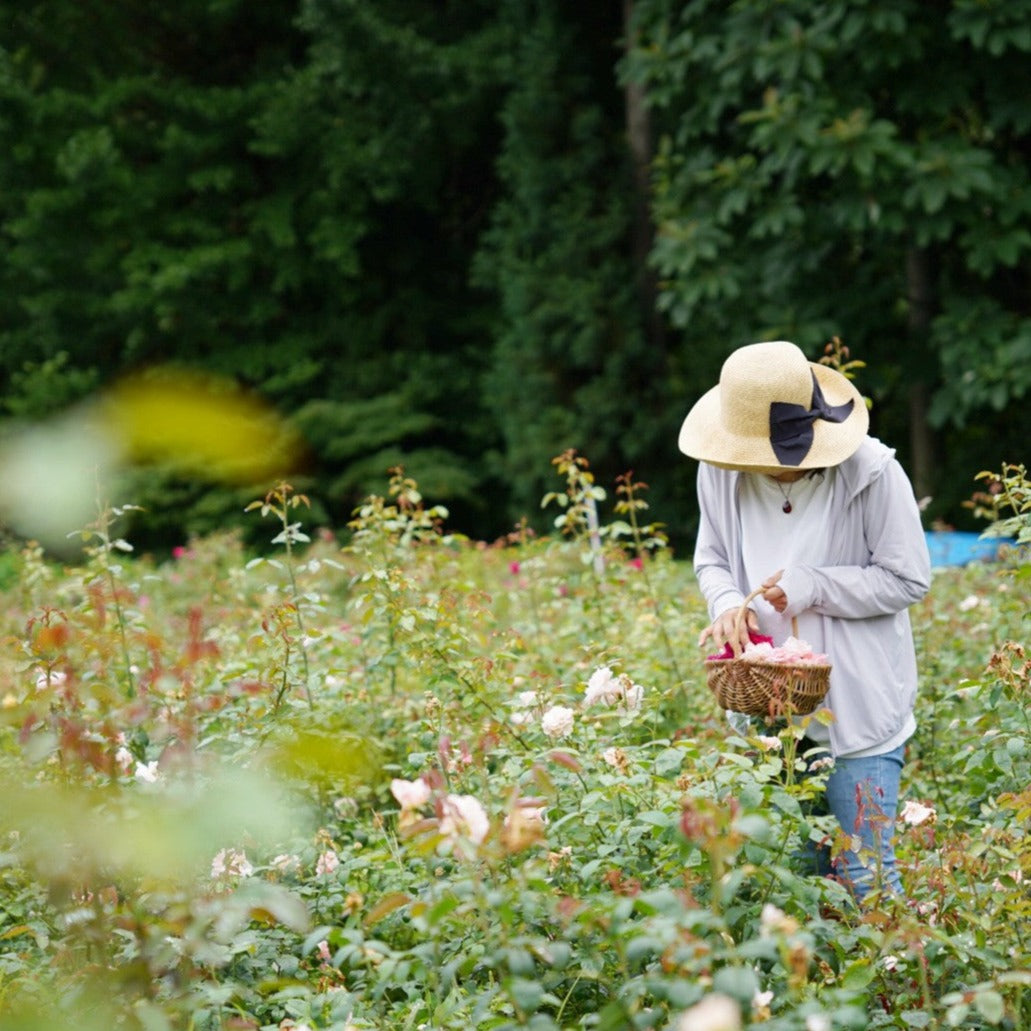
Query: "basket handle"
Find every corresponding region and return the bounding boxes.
[733,583,799,645]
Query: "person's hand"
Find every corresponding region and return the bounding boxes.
[698,606,759,657]
[761,569,787,613]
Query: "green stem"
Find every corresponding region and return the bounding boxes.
[279,517,314,709]
[105,561,136,699]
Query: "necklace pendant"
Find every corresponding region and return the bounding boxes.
[782,500,793,514]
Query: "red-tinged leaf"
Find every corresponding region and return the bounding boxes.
[365,892,411,926]
[18,712,41,744]
[399,817,439,839]
[548,750,582,772]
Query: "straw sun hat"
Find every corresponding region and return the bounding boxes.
[678,341,869,470]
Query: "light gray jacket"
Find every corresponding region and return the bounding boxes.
[694,437,932,756]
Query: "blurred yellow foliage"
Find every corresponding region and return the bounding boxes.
[101,369,300,483]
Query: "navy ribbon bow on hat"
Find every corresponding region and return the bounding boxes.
[769,372,854,466]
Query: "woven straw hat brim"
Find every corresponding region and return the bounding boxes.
[678,360,868,470]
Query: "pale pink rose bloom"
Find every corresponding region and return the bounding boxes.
[439,794,490,844]
[316,939,332,962]
[211,848,253,878]
[390,777,431,811]
[115,746,134,774]
[584,667,644,712]
[620,679,645,713]
[900,800,937,826]
[503,805,547,829]
[316,849,340,876]
[760,903,786,935]
[583,667,622,706]
[34,669,67,692]
[759,902,799,937]
[134,760,160,783]
[752,990,774,1010]
[602,747,622,767]
[677,993,741,1031]
[270,853,301,873]
[541,705,575,738]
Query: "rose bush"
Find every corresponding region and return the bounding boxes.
[0,464,1026,1030]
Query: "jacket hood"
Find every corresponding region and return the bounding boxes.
[836,436,896,503]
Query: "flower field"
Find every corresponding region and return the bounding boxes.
[0,466,1028,1031]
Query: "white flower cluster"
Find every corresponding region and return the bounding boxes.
[508,665,647,742]
[582,666,644,713]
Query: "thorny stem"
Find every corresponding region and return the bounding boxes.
[432,648,531,754]
[278,510,313,709]
[105,558,137,699]
[616,473,684,697]
[86,496,138,699]
[247,482,314,710]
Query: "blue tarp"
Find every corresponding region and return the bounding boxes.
[925,531,1014,567]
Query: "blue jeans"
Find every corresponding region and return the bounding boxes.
[809,744,906,902]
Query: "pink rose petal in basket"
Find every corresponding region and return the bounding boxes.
[707,631,774,662]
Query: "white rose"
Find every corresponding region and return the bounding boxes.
[541,705,575,738]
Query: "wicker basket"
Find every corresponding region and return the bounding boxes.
[705,586,831,717]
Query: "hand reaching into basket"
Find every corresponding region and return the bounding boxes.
[698,569,787,656]
[698,606,760,657]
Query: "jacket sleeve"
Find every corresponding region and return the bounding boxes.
[693,464,747,620]
[778,459,931,619]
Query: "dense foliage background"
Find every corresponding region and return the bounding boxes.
[1,0,1029,551]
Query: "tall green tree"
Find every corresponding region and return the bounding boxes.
[625,0,1031,521]
[0,0,510,541]
[474,1,673,522]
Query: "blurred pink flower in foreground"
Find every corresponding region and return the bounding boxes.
[677,993,741,1031]
[115,745,134,775]
[390,777,431,811]
[439,794,490,844]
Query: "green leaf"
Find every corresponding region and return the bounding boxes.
[974,990,1006,1024]
[712,965,759,1003]
[841,959,876,989]
[901,1011,933,1028]
[507,976,544,1013]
